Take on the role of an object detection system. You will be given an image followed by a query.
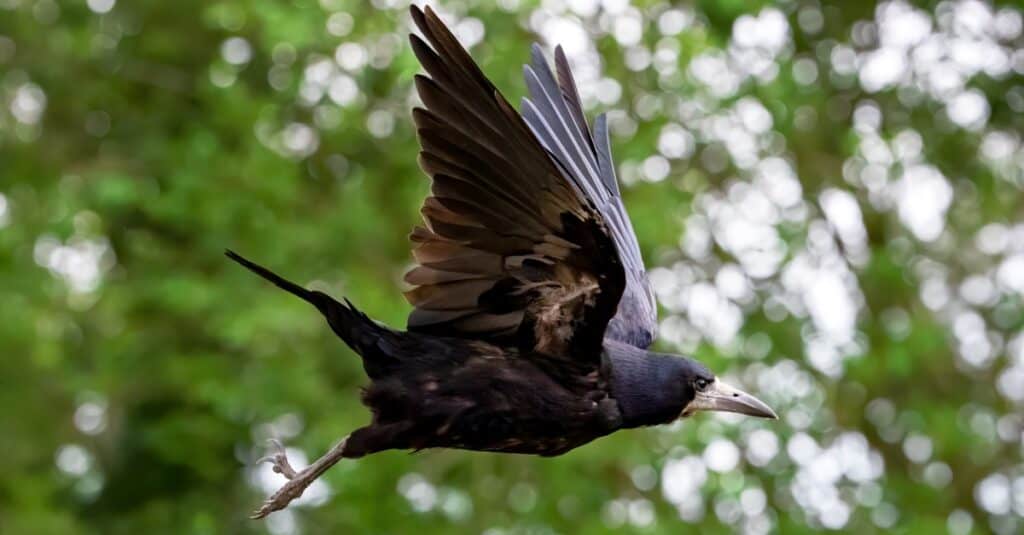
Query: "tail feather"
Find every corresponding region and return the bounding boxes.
[225,249,314,303]
[225,249,397,378]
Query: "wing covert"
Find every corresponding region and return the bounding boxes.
[402,5,626,362]
[520,46,658,349]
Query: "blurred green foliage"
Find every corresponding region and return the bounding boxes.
[1,0,1023,534]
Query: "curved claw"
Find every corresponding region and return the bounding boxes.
[254,438,285,464]
[254,438,297,479]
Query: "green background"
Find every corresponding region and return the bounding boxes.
[1,0,1022,533]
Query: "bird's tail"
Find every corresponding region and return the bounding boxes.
[225,249,396,377]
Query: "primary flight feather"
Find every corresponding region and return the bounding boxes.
[228,5,776,519]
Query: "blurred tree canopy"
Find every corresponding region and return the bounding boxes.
[1,0,1023,533]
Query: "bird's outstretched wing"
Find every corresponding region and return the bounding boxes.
[521,46,658,349]
[403,5,625,363]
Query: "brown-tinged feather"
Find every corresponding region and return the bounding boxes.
[404,5,626,362]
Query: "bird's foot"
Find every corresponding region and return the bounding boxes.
[252,439,313,519]
[251,468,318,519]
[250,436,349,519]
[255,439,298,479]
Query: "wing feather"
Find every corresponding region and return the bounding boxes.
[521,45,658,349]
[403,6,626,362]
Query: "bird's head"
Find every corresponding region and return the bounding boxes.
[678,361,777,420]
[605,343,777,427]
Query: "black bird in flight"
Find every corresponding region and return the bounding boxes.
[229,5,777,519]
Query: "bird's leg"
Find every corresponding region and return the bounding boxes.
[251,435,349,519]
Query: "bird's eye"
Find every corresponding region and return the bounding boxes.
[695,378,710,391]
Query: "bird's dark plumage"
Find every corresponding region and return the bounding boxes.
[232,5,776,519]
[521,44,658,350]
[404,5,625,366]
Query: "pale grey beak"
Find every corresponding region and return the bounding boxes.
[684,380,778,419]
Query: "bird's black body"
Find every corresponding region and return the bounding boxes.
[228,251,702,458]
[358,336,712,456]
[234,6,775,519]
[362,341,619,457]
